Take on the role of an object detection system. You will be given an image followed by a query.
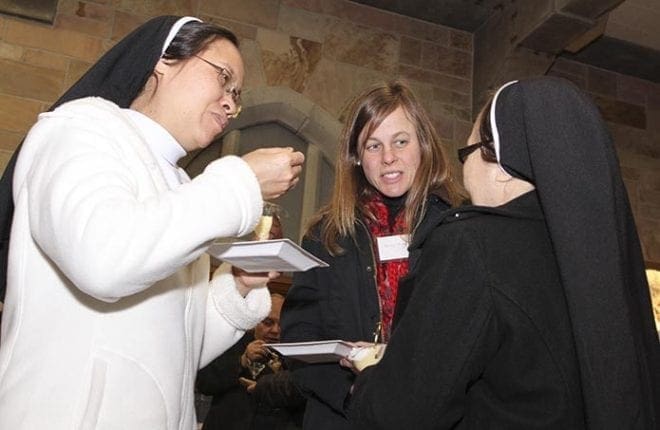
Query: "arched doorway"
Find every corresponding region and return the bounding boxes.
[181,87,342,243]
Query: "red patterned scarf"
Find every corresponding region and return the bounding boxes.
[364,194,409,342]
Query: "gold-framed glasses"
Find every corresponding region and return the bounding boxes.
[194,55,242,117]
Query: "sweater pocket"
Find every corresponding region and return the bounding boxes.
[76,350,169,430]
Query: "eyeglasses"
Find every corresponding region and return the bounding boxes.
[194,55,242,116]
[458,140,490,164]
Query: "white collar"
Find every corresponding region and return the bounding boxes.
[124,109,186,171]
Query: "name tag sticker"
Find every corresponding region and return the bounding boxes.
[376,234,410,262]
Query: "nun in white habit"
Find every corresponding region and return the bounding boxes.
[0,15,303,429]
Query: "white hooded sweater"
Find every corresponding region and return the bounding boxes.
[0,97,270,429]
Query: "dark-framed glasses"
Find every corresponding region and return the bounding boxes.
[194,55,242,116]
[458,140,490,164]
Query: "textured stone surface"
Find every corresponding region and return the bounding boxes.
[0,0,657,264]
[258,29,322,93]
[399,36,422,66]
[0,94,43,134]
[0,59,65,102]
[594,95,646,129]
[450,30,472,51]
[201,0,279,29]
[617,74,649,106]
[278,5,336,43]
[303,58,385,117]
[399,64,471,94]
[5,19,104,63]
[588,67,618,97]
[421,42,472,78]
[323,21,398,74]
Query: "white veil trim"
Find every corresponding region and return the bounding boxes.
[161,16,202,55]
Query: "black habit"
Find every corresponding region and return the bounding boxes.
[348,77,660,429]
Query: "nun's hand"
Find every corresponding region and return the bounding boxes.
[231,265,279,297]
[242,147,305,199]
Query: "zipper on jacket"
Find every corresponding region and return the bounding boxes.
[357,219,384,343]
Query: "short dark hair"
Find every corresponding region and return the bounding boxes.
[162,21,238,60]
[477,99,498,163]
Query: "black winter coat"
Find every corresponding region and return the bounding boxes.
[348,191,586,429]
[196,332,305,430]
[280,195,450,430]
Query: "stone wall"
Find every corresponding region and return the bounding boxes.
[0,0,473,172]
[548,58,660,268]
[1,1,658,274]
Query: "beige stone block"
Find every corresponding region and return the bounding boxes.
[617,74,649,107]
[203,15,258,40]
[587,67,618,98]
[0,148,15,173]
[0,94,43,134]
[420,42,471,78]
[648,108,660,134]
[114,0,193,16]
[551,58,586,77]
[5,20,104,63]
[637,219,660,263]
[450,31,472,51]
[331,1,449,45]
[0,59,65,102]
[0,41,23,62]
[277,5,336,43]
[55,14,113,38]
[433,86,470,108]
[428,113,454,140]
[399,64,471,95]
[454,120,473,146]
[616,146,660,170]
[639,188,660,207]
[201,0,279,29]
[57,0,79,14]
[23,49,69,71]
[111,11,148,42]
[303,58,385,118]
[640,204,660,220]
[0,129,23,152]
[547,70,586,90]
[640,170,660,192]
[594,95,646,129]
[281,0,325,14]
[239,39,267,88]
[620,166,642,181]
[258,29,322,93]
[64,59,93,90]
[400,37,421,66]
[323,21,398,74]
[623,178,639,211]
[74,1,114,20]
[647,84,660,109]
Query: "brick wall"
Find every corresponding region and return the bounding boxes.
[0,0,472,171]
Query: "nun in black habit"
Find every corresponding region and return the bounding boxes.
[346,76,660,429]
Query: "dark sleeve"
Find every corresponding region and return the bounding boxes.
[280,235,355,415]
[252,370,306,409]
[196,334,249,395]
[348,224,495,429]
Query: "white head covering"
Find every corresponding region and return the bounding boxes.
[489,79,518,164]
[161,16,202,55]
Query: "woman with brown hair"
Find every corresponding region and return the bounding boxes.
[280,80,464,429]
